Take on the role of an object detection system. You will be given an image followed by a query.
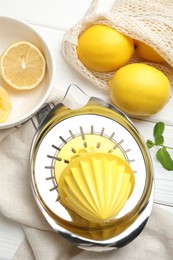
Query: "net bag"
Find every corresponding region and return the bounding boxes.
[62,0,173,92]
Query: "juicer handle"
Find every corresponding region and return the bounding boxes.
[61,84,90,110]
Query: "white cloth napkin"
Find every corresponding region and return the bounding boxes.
[0,89,173,259]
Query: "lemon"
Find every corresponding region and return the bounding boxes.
[0,41,46,90]
[77,25,134,72]
[108,63,171,116]
[0,86,12,122]
[135,41,165,63]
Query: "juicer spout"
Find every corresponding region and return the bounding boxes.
[61,84,90,110]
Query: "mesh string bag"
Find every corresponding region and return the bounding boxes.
[62,0,173,92]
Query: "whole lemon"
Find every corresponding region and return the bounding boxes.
[77,25,134,72]
[135,41,165,63]
[108,63,171,116]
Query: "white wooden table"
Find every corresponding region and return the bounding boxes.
[0,0,173,259]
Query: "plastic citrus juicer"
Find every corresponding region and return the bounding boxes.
[30,85,154,251]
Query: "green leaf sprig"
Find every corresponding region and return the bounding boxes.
[146,122,173,171]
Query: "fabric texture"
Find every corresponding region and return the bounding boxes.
[0,0,173,259]
[62,0,173,92]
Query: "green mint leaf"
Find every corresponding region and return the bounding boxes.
[146,140,155,149]
[153,122,165,145]
[154,122,165,136]
[155,135,164,146]
[156,147,173,171]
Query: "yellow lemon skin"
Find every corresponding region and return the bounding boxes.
[135,41,165,63]
[77,25,134,72]
[108,63,171,116]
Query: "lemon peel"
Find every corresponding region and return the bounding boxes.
[135,41,165,63]
[77,25,134,72]
[109,63,171,116]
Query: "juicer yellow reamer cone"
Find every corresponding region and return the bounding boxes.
[58,153,135,223]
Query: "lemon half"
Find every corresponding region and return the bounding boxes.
[0,41,46,90]
[0,86,12,122]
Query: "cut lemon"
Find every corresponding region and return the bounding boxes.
[0,41,46,90]
[0,86,12,122]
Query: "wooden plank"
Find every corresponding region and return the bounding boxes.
[0,0,115,30]
[0,0,92,29]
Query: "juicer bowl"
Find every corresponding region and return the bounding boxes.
[30,86,154,251]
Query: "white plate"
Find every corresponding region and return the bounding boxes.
[0,16,55,129]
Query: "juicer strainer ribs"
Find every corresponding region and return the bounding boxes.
[30,85,154,251]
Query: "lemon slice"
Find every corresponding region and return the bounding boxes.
[0,86,12,122]
[0,41,46,90]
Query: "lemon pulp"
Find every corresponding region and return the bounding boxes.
[0,41,46,90]
[0,87,12,122]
